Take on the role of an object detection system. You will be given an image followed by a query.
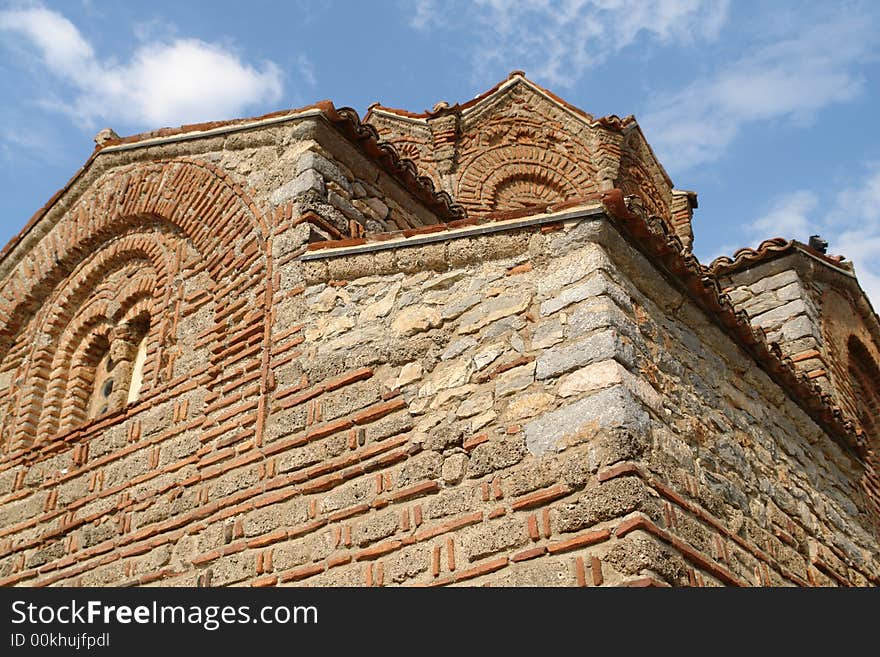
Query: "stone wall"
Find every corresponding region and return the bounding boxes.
[720,256,829,387]
[2,193,876,586]
[719,252,880,418]
[609,231,878,586]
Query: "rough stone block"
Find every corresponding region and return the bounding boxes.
[524,384,650,456]
[460,518,529,562]
[297,150,352,192]
[604,532,686,584]
[751,299,808,329]
[557,359,662,412]
[495,361,536,397]
[467,438,527,477]
[458,293,531,334]
[540,271,631,317]
[536,329,634,380]
[392,305,442,337]
[270,169,324,205]
[354,510,399,546]
[536,242,614,296]
[555,477,653,533]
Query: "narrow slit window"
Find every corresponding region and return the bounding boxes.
[127,332,148,404]
[87,347,114,420]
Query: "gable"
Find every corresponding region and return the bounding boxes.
[366,73,694,247]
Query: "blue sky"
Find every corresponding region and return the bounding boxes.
[2,1,880,302]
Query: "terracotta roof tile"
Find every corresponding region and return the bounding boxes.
[709,238,795,275]
[311,102,465,222]
[709,238,852,276]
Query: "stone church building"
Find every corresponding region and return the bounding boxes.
[1,73,878,586]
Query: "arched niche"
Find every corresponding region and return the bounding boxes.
[0,159,269,452]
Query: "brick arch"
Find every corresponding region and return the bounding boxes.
[456,144,596,213]
[2,233,177,448]
[49,315,115,435]
[116,290,155,325]
[848,335,880,441]
[1,159,268,450]
[25,225,181,345]
[847,335,880,536]
[617,154,669,221]
[820,288,880,422]
[0,228,180,414]
[490,170,570,209]
[819,288,880,535]
[36,266,160,439]
[0,159,269,357]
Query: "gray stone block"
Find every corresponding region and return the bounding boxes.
[524,384,650,456]
[540,272,632,317]
[270,168,324,205]
[328,189,365,223]
[297,150,352,193]
[536,329,634,379]
[752,299,808,329]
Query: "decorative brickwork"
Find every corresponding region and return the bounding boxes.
[366,72,691,248]
[0,158,268,454]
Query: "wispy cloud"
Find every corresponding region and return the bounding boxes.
[741,165,880,305]
[0,124,59,165]
[297,53,317,88]
[749,191,819,241]
[0,6,286,130]
[829,164,880,305]
[641,10,878,172]
[409,0,728,87]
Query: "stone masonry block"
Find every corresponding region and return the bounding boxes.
[523,384,650,456]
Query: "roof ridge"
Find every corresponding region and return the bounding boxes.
[366,71,623,126]
[709,238,795,275]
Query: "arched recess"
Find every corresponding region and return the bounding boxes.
[617,153,669,222]
[847,335,880,536]
[486,165,576,210]
[819,287,880,535]
[821,289,880,424]
[0,159,269,452]
[456,144,596,214]
[848,335,880,441]
[2,224,184,444]
[37,259,159,437]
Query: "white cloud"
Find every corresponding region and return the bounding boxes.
[641,11,876,172]
[0,6,94,77]
[830,164,880,304]
[742,165,880,306]
[297,53,317,88]
[830,164,880,226]
[749,191,819,241]
[0,6,285,129]
[409,0,729,87]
